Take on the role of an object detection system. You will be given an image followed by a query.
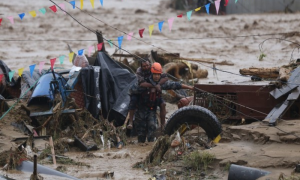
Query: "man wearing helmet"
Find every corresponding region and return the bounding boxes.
[133,62,194,143]
[127,59,168,130]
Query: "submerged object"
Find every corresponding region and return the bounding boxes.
[16,160,80,180]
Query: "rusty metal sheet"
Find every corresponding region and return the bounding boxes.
[270,67,300,99]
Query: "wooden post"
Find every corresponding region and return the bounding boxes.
[33,155,37,177]
[96,30,106,52]
[49,136,56,166]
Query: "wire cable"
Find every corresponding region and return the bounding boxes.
[0,32,292,42]
[50,0,148,63]
[213,94,300,138]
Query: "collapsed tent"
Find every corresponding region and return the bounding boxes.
[82,52,137,125]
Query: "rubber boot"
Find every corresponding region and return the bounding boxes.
[147,136,155,142]
[138,135,146,143]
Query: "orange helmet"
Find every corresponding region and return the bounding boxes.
[151,62,162,74]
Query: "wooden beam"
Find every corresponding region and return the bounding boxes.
[49,136,56,166]
[174,57,234,66]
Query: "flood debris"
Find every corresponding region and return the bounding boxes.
[134,129,217,179]
[112,50,220,82]
[74,135,98,151]
[239,62,299,81]
[266,66,300,125]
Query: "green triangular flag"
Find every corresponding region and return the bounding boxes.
[9,71,15,82]
[39,8,46,14]
[59,55,65,64]
[187,10,192,21]
[108,40,113,48]
[235,0,238,3]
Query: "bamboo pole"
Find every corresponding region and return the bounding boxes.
[49,136,56,166]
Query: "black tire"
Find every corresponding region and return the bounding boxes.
[164,105,222,140]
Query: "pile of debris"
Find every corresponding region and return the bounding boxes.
[133,128,218,179]
[0,96,127,175]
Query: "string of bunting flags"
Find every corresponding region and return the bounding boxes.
[0,43,106,84]
[0,0,239,83]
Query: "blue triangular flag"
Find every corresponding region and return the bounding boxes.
[187,10,192,21]
[19,13,25,20]
[205,3,210,14]
[158,21,164,32]
[78,49,84,56]
[100,0,103,6]
[118,36,123,49]
[29,64,36,78]
[70,1,76,9]
[39,8,46,15]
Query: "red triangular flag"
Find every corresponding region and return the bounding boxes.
[139,28,145,38]
[50,58,56,70]
[0,74,3,83]
[0,18,2,26]
[49,5,57,12]
[97,43,103,51]
[177,14,183,18]
[225,0,229,6]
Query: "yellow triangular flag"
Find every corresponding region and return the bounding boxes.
[149,24,154,37]
[90,0,95,8]
[69,52,74,62]
[18,68,24,77]
[29,11,37,17]
[195,7,201,12]
[80,0,83,9]
[213,134,221,143]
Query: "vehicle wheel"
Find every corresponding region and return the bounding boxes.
[164,105,222,140]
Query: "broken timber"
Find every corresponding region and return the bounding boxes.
[112,53,233,66]
[239,67,279,78]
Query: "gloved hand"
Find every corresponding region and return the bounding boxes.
[155,84,161,92]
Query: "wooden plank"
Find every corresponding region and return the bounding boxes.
[174,57,234,66]
[49,136,56,166]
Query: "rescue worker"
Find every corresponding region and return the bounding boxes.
[134,62,194,143]
[127,59,168,129]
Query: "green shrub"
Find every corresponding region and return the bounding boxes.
[183,151,215,172]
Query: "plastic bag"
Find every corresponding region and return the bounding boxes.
[171,131,182,147]
[73,54,89,67]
